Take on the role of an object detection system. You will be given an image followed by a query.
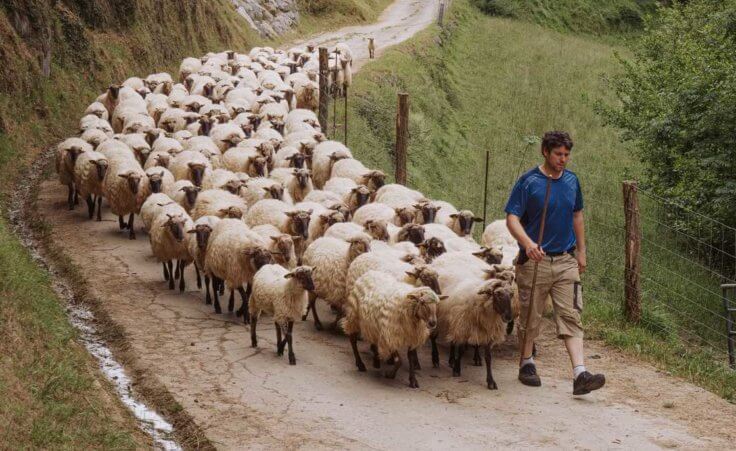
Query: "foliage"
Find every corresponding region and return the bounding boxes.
[600,0,736,254]
[471,0,659,34]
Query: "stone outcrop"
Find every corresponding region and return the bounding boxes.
[231,0,300,37]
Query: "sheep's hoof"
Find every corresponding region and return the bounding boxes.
[487,380,498,390]
[314,321,323,331]
[356,361,366,372]
[432,360,440,369]
[409,378,419,389]
[129,233,136,240]
[251,340,257,348]
[372,359,381,369]
[301,314,308,321]
[452,370,461,377]
[473,357,482,367]
[288,355,296,365]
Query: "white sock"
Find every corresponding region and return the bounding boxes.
[520,356,534,368]
[573,365,587,379]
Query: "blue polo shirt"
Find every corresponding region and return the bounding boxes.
[504,167,583,254]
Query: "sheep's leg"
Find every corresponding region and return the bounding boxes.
[219,282,225,296]
[407,349,419,388]
[250,313,258,348]
[67,185,74,210]
[350,334,366,371]
[174,260,180,280]
[370,344,381,369]
[213,278,222,314]
[178,261,186,292]
[484,344,497,390]
[448,342,456,367]
[276,323,285,356]
[85,195,94,219]
[410,347,422,370]
[452,344,465,377]
[238,286,250,324]
[118,215,126,230]
[194,263,202,289]
[228,290,235,313]
[384,352,401,380]
[331,308,343,331]
[204,276,212,304]
[473,345,482,366]
[309,293,323,331]
[302,294,312,321]
[162,262,170,281]
[127,213,136,239]
[286,320,296,365]
[96,195,103,221]
[74,187,79,206]
[431,332,440,368]
[167,261,175,290]
[506,320,514,336]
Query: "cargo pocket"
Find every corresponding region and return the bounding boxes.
[573,281,583,312]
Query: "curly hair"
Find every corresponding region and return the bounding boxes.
[541,131,573,153]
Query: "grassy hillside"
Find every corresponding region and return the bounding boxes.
[343,0,736,399]
[295,0,393,34]
[0,0,389,447]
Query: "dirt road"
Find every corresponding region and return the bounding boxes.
[35,0,736,448]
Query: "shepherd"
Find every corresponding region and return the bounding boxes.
[505,131,606,395]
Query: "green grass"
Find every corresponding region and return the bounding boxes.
[341,0,736,400]
[294,0,393,34]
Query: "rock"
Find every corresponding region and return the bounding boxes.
[230,0,300,37]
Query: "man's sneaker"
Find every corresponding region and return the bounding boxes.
[573,371,606,395]
[518,363,541,387]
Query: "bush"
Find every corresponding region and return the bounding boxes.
[600,0,736,248]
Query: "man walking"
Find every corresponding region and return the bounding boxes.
[505,131,605,395]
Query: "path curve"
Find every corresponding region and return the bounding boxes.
[34,0,736,448]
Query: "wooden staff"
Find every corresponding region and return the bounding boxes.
[519,175,553,365]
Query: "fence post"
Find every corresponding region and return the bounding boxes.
[482,150,490,231]
[721,285,736,369]
[344,85,349,145]
[623,181,642,323]
[438,2,445,26]
[318,47,329,132]
[395,93,409,186]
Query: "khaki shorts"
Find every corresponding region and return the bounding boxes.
[516,253,584,341]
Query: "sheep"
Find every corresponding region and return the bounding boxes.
[202,168,245,194]
[97,139,138,164]
[167,180,200,212]
[190,189,248,220]
[143,166,175,196]
[245,199,312,240]
[204,218,273,320]
[56,138,92,210]
[436,278,513,389]
[73,150,108,220]
[170,150,212,187]
[187,215,221,303]
[269,167,313,202]
[251,224,298,270]
[342,271,441,387]
[311,141,352,188]
[482,219,519,265]
[423,223,461,242]
[222,147,268,177]
[324,177,371,213]
[210,122,244,153]
[391,223,426,246]
[295,201,347,252]
[249,265,315,365]
[417,237,447,263]
[140,193,176,231]
[80,128,109,148]
[346,252,441,300]
[149,203,194,291]
[302,189,343,208]
[103,156,147,239]
[273,145,307,169]
[301,236,371,330]
[433,200,482,237]
[84,101,109,121]
[241,177,286,206]
[144,150,173,171]
[330,158,386,191]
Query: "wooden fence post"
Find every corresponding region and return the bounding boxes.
[482,150,490,231]
[344,85,349,145]
[438,2,445,26]
[318,47,329,132]
[395,93,409,186]
[623,181,642,323]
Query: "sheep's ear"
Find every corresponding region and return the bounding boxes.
[306,209,313,215]
[473,217,483,223]
[438,295,449,300]
[118,173,129,179]
[405,271,417,278]
[187,229,197,234]
[364,219,374,226]
[291,235,303,243]
[263,187,271,193]
[472,250,485,257]
[283,272,294,279]
[270,236,280,241]
[449,213,458,219]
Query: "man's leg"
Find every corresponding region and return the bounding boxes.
[516,258,552,386]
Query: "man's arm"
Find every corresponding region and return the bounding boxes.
[507,214,545,262]
[573,210,587,273]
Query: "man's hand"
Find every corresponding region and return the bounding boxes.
[576,249,587,274]
[525,243,545,262]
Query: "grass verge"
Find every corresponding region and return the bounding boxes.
[341,0,736,401]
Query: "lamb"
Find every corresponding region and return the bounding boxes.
[249,265,314,365]
[269,167,313,202]
[170,150,212,187]
[149,203,193,291]
[330,158,386,191]
[434,200,482,237]
[190,189,248,220]
[204,218,273,320]
[167,180,200,212]
[245,199,312,240]
[73,150,108,220]
[311,141,352,188]
[436,278,513,389]
[56,138,92,210]
[482,219,519,265]
[103,156,147,239]
[241,177,286,206]
[342,271,441,388]
[187,215,221,304]
[301,236,371,330]
[143,166,175,196]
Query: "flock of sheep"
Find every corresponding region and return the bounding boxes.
[54,43,522,390]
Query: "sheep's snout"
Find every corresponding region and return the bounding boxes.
[94,161,108,182]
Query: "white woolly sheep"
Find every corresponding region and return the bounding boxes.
[56,138,92,210]
[240,177,286,206]
[187,215,221,304]
[73,150,108,220]
[482,219,519,265]
[103,156,147,239]
[202,168,245,194]
[222,147,268,177]
[140,193,175,231]
[433,200,482,237]
[269,167,313,202]
[311,141,352,188]
[143,166,175,198]
[251,224,298,270]
[190,189,248,221]
[330,158,386,192]
[324,177,371,213]
[167,180,200,212]
[245,199,312,240]
[149,202,193,291]
[170,150,212,187]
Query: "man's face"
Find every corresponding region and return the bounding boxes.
[543,146,570,172]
